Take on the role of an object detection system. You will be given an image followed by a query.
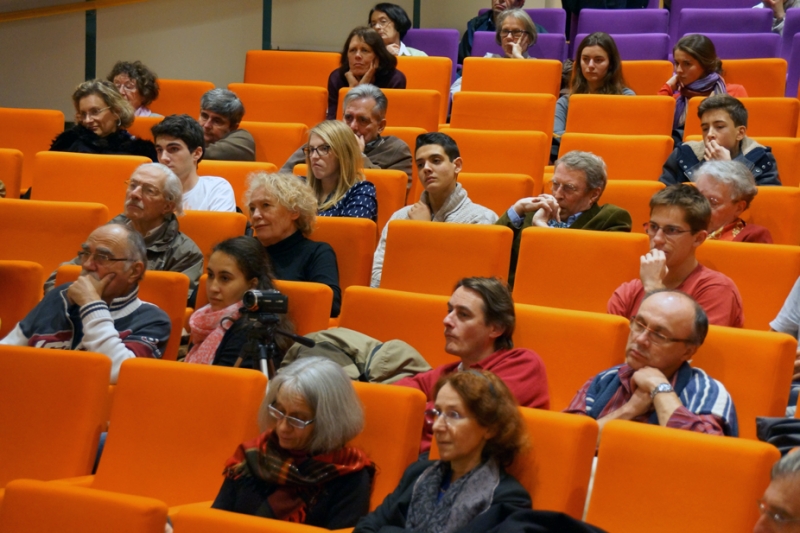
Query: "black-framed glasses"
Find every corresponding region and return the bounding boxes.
[758,499,800,525]
[629,317,693,346]
[268,404,315,429]
[77,251,132,267]
[303,145,332,157]
[643,222,693,238]
[424,408,467,427]
[500,29,526,38]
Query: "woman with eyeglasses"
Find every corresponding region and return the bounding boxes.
[304,121,377,222]
[368,3,427,57]
[107,60,160,118]
[213,356,374,528]
[49,79,157,161]
[326,26,406,120]
[354,370,531,533]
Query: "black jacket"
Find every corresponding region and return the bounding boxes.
[50,125,157,161]
[659,138,781,186]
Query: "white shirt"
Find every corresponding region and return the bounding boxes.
[183,176,236,212]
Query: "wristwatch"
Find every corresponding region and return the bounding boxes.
[650,383,674,399]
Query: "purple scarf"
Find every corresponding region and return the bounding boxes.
[674,72,728,131]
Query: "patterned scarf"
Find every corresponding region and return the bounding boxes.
[223,430,375,523]
[708,218,746,241]
[674,72,728,131]
[184,301,241,365]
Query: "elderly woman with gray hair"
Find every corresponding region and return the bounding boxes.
[694,160,773,244]
[213,357,375,528]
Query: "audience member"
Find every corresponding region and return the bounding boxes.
[1,223,171,383]
[498,151,632,285]
[660,95,780,186]
[395,277,549,454]
[770,277,800,416]
[245,172,341,317]
[608,184,744,327]
[356,370,531,532]
[568,290,738,437]
[282,84,413,187]
[43,163,204,300]
[304,120,377,222]
[199,89,255,161]
[213,357,374,529]
[754,451,800,533]
[107,60,160,117]
[659,34,748,145]
[369,3,427,56]
[327,27,406,120]
[50,79,157,161]
[151,114,236,212]
[695,160,773,243]
[185,236,295,368]
[755,0,799,35]
[371,133,496,288]
[457,0,546,64]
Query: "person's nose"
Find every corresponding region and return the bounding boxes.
[431,413,447,432]
[651,228,667,248]
[706,127,717,141]
[443,310,456,328]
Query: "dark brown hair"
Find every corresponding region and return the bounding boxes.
[570,32,627,96]
[339,26,398,78]
[674,34,723,78]
[649,184,711,234]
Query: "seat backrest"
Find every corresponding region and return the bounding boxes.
[0,148,23,199]
[0,107,64,192]
[310,216,376,291]
[243,50,341,88]
[350,381,427,511]
[450,92,556,145]
[93,358,267,506]
[196,160,278,213]
[148,79,215,117]
[472,32,567,62]
[677,8,773,43]
[694,326,796,440]
[381,221,513,295]
[458,173,536,217]
[574,33,670,61]
[525,8,568,34]
[238,121,307,167]
[780,8,800,61]
[445,128,549,178]
[179,211,248,262]
[744,184,800,244]
[684,97,800,139]
[461,57,562,97]
[670,0,760,41]
[396,56,453,124]
[125,115,163,142]
[403,28,460,83]
[0,199,109,285]
[0,261,43,338]
[565,94,675,136]
[336,87,440,134]
[512,228,650,313]
[696,240,800,331]
[586,420,779,532]
[338,286,454,369]
[620,60,674,96]
[0,479,168,533]
[723,58,788,97]
[173,507,334,532]
[751,137,800,187]
[558,133,673,182]
[576,8,669,34]
[786,33,800,97]
[705,32,781,59]
[514,303,629,411]
[56,266,189,361]
[601,180,666,235]
[0,347,110,487]
[32,151,151,216]
[227,83,327,129]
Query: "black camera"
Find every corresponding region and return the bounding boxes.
[242,289,288,314]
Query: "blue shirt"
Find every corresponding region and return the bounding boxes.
[319,180,378,222]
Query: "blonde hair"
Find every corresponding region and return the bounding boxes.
[72,79,135,129]
[305,121,364,212]
[245,172,318,236]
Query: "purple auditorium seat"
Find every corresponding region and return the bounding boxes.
[704,33,781,59]
[477,8,567,35]
[780,9,800,61]
[576,9,669,35]
[671,4,773,44]
[573,33,670,60]
[472,31,567,61]
[404,29,460,83]
[786,33,800,96]
[669,0,765,44]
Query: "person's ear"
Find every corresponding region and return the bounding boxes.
[452,156,463,175]
[732,199,748,219]
[127,261,145,284]
[735,125,746,143]
[693,229,708,248]
[248,277,259,289]
[191,146,203,165]
[377,117,386,134]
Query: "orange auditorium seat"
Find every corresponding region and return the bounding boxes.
[0,148,23,199]
[310,216,377,291]
[558,133,674,181]
[337,87,440,133]
[621,60,674,96]
[449,92,557,145]
[0,261,43,338]
[458,173,537,217]
[396,55,453,124]
[723,58,788,97]
[126,115,163,142]
[751,137,800,187]
[743,185,800,245]
[149,79,215,117]
[445,128,549,178]
[244,50,341,89]
[684,97,800,139]
[179,211,248,262]
[227,83,327,129]
[601,180,666,234]
[565,94,675,136]
[461,57,562,97]
[0,107,64,192]
[239,121,308,168]
[196,160,277,213]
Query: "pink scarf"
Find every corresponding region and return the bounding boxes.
[185,301,241,365]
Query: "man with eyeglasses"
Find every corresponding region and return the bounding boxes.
[457,0,546,64]
[1,224,171,384]
[565,290,738,437]
[281,84,412,187]
[43,163,203,303]
[755,451,800,533]
[497,150,631,286]
[608,184,743,327]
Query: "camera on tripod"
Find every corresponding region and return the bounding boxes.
[242,289,289,315]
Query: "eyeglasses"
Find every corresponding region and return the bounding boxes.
[77,250,132,267]
[551,180,581,194]
[500,29,527,38]
[125,180,163,198]
[370,17,393,29]
[643,222,693,238]
[424,408,467,427]
[303,145,332,157]
[758,499,800,525]
[268,404,315,429]
[629,317,693,345]
[78,107,110,122]
[114,82,138,92]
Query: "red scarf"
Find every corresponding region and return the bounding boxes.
[185,302,241,365]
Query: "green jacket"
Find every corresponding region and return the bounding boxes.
[497,203,632,286]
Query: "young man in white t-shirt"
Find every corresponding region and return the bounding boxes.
[151,114,236,212]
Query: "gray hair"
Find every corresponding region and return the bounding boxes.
[134,163,184,217]
[772,450,800,480]
[695,160,758,209]
[342,84,388,119]
[495,8,538,47]
[554,150,608,192]
[102,223,148,281]
[200,88,245,127]
[245,172,317,236]
[259,357,364,455]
